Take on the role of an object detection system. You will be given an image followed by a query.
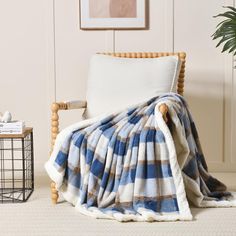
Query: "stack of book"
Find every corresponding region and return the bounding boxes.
[0,121,25,134]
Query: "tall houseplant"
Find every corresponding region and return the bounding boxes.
[212,6,236,56]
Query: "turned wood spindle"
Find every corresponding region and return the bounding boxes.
[50,103,60,204]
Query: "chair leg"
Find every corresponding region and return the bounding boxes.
[51,181,59,204]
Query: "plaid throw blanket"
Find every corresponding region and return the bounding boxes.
[45,93,236,222]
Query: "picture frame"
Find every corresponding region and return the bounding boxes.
[80,0,146,30]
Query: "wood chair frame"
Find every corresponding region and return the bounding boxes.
[50,52,186,204]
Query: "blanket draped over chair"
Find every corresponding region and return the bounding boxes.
[45,93,236,222]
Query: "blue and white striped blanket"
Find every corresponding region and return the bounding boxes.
[45,93,236,222]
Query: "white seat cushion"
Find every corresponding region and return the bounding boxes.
[83,54,181,118]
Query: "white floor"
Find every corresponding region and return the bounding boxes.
[0,172,236,236]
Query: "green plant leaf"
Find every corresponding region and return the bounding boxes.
[221,38,236,53]
[229,44,236,53]
[216,34,235,47]
[212,28,235,40]
[218,21,236,28]
[212,6,236,55]
[223,6,236,13]
[215,19,231,28]
[214,12,236,20]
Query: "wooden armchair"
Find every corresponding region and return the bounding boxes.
[50,52,186,204]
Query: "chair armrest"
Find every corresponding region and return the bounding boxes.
[51,100,87,111]
[66,100,87,110]
[50,100,87,150]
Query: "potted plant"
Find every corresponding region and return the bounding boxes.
[212,6,236,56]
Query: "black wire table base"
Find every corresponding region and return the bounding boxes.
[0,129,34,203]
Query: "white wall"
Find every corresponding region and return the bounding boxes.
[0,0,235,173]
[174,0,235,171]
[0,0,53,173]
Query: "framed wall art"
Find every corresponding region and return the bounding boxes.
[80,0,146,30]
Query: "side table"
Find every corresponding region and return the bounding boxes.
[0,127,34,203]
